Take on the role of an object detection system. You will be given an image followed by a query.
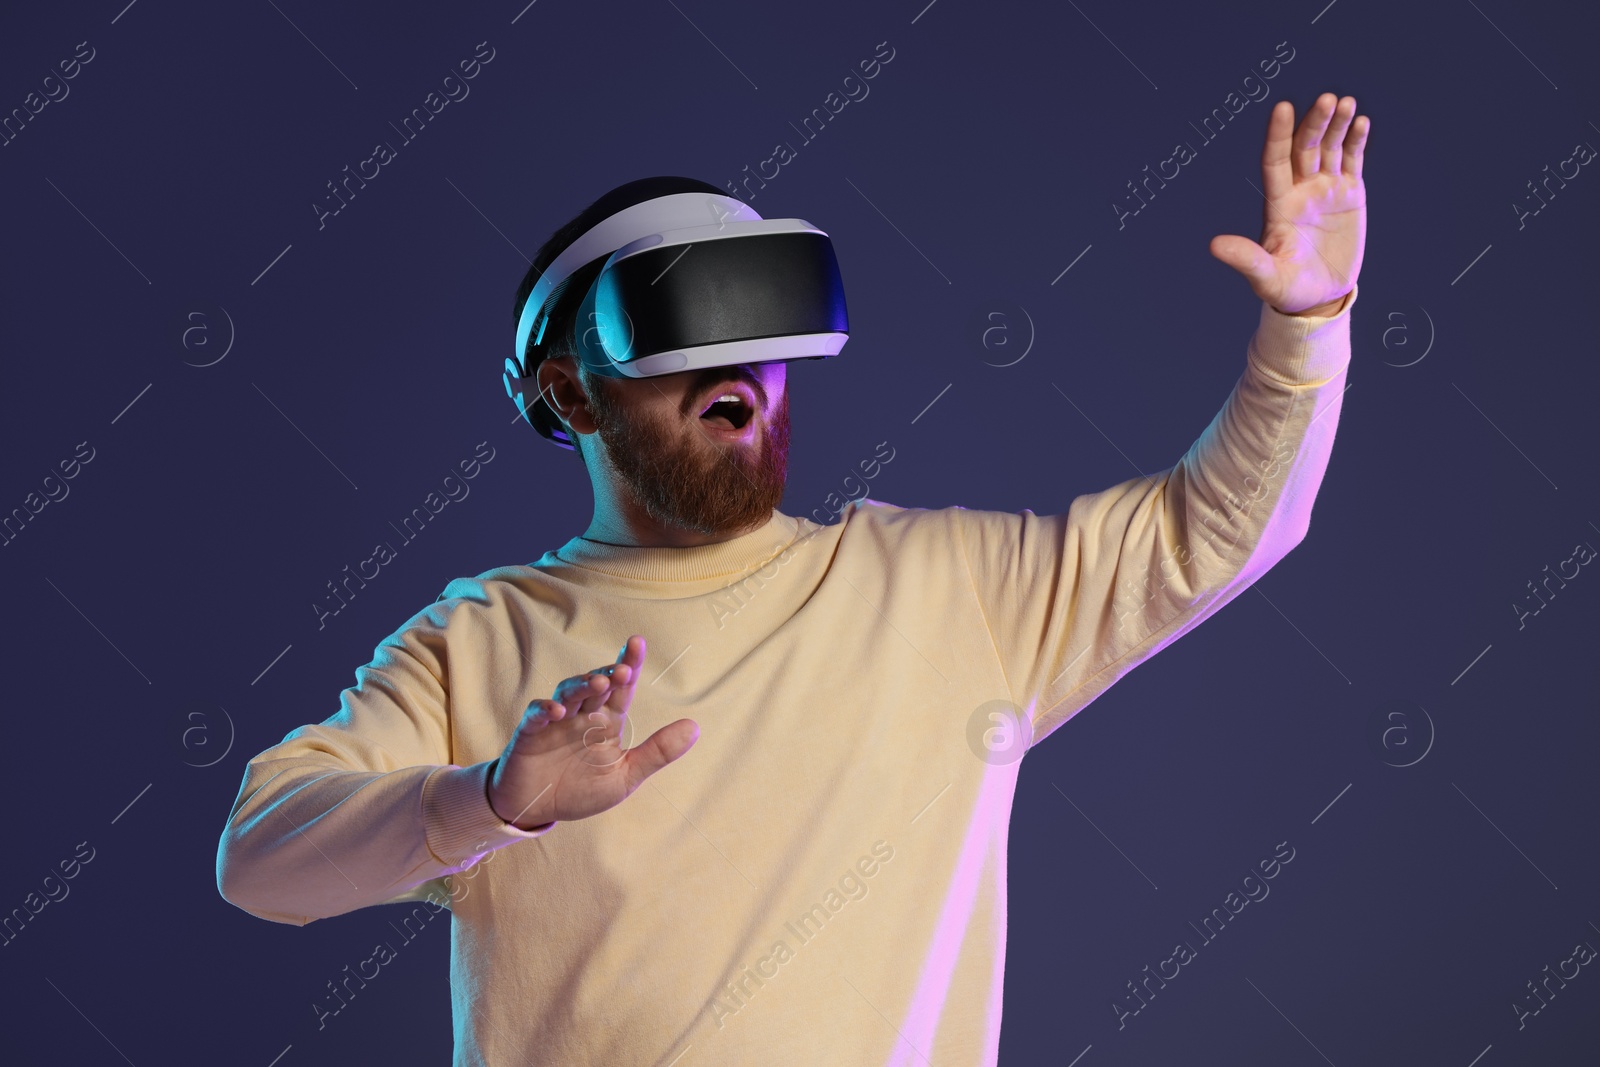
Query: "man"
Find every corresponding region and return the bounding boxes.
[218,92,1368,1065]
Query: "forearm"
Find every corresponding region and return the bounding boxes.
[216,740,547,925]
[949,285,1358,743]
[1157,289,1355,604]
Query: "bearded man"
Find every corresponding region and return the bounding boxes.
[219,92,1368,1066]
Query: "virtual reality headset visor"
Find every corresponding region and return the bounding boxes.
[574,218,848,378]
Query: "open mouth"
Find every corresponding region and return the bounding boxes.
[698,391,755,431]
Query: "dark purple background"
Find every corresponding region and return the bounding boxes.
[2,1,1597,1064]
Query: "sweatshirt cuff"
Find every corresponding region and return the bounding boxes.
[1248,282,1358,387]
[421,762,553,868]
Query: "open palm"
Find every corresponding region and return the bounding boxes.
[487,635,699,829]
[1210,92,1370,315]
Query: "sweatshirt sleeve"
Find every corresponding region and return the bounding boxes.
[215,594,552,926]
[953,285,1357,747]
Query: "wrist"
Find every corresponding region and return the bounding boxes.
[1280,292,1350,318]
[483,760,555,832]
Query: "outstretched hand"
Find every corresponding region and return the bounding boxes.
[486,635,699,830]
[1210,92,1369,316]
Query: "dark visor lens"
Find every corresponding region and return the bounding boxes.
[594,231,847,362]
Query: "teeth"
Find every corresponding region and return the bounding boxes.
[703,392,745,415]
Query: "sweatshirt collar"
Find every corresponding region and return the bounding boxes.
[543,509,804,583]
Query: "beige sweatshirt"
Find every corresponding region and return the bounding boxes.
[217,285,1357,1066]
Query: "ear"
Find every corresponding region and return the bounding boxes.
[536,355,598,437]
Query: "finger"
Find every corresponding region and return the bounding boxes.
[602,669,636,715]
[1209,234,1275,301]
[553,671,611,718]
[1342,113,1370,182]
[522,697,564,726]
[552,672,598,707]
[616,634,646,671]
[586,635,645,687]
[1261,100,1296,203]
[1292,92,1337,181]
[574,671,612,719]
[620,719,700,790]
[604,636,646,711]
[510,699,563,750]
[1320,96,1356,177]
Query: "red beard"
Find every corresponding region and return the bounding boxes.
[586,374,790,537]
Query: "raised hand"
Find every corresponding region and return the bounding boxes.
[1209,92,1369,316]
[485,635,699,830]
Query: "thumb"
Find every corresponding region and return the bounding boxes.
[621,718,699,787]
[1209,234,1274,296]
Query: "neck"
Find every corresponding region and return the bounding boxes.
[581,497,771,548]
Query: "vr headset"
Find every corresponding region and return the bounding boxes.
[505,191,850,449]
